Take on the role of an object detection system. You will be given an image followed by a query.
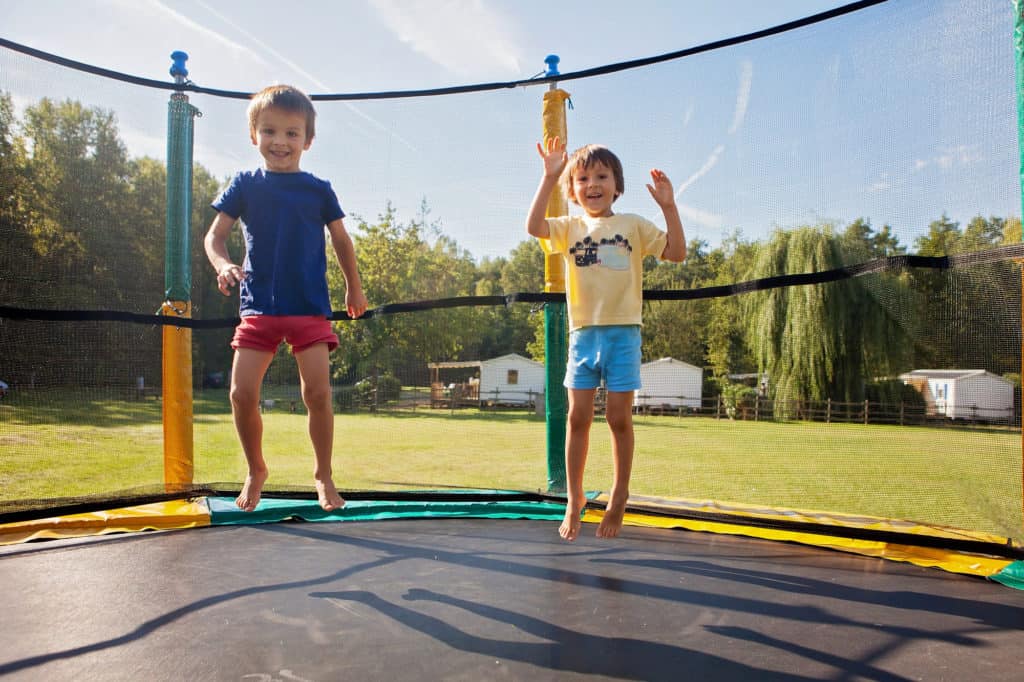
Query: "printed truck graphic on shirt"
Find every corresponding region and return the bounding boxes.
[569,235,632,269]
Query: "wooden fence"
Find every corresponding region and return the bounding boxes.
[633,394,1020,428]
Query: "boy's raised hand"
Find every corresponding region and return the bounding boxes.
[536,136,568,179]
[646,168,677,208]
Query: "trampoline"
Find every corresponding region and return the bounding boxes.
[2,501,1024,681]
[4,1,1024,679]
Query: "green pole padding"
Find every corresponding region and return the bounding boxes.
[165,93,198,301]
[545,303,568,492]
[206,496,569,525]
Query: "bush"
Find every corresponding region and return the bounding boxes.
[719,381,757,420]
[377,374,402,403]
[334,385,358,411]
[339,374,402,410]
[864,379,925,407]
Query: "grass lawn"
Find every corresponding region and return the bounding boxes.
[1,388,1020,540]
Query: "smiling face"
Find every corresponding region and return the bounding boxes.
[563,145,625,218]
[570,160,619,218]
[250,106,312,173]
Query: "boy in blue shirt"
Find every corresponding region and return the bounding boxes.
[527,138,686,541]
[205,84,368,512]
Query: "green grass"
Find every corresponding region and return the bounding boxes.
[1,388,1021,540]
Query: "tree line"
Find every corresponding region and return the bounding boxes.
[0,93,1020,402]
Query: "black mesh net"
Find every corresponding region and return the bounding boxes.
[1,0,1021,543]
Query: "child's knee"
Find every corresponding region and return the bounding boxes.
[605,409,632,433]
[302,384,332,409]
[230,385,260,410]
[567,409,594,432]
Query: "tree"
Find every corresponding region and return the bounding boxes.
[329,203,482,384]
[704,231,760,383]
[470,240,544,360]
[907,215,1020,373]
[744,226,912,414]
[1000,217,1022,245]
[642,238,712,366]
[190,166,237,383]
[841,218,905,259]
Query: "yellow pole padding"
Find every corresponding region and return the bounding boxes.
[161,301,193,488]
[542,88,570,294]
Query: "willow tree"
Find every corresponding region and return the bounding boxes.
[745,225,912,416]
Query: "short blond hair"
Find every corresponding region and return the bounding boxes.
[247,84,316,142]
[563,144,625,205]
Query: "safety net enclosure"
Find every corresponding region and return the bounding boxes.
[0,0,1022,567]
[5,1,1024,679]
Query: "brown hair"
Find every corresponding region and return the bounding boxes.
[563,144,625,205]
[247,84,316,142]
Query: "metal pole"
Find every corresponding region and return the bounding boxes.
[540,55,570,492]
[162,51,197,488]
[1015,2,1024,519]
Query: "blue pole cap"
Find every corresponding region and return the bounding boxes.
[170,51,189,80]
[544,54,560,77]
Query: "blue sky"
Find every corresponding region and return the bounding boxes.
[1,0,1018,261]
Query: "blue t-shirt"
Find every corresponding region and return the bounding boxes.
[212,169,345,317]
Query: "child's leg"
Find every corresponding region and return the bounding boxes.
[295,343,344,511]
[597,390,635,538]
[230,347,276,511]
[560,388,596,541]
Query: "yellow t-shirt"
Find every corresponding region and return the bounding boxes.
[541,213,667,331]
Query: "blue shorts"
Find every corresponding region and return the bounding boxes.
[564,325,642,392]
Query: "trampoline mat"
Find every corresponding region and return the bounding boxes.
[2,517,1023,680]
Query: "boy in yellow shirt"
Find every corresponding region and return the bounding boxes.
[526,138,686,541]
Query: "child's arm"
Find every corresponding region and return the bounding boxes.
[204,211,244,296]
[646,169,687,263]
[526,137,568,239]
[327,217,369,319]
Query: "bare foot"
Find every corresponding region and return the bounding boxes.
[559,498,585,541]
[236,468,269,512]
[315,477,345,512]
[596,496,628,538]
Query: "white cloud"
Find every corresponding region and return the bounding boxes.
[675,144,725,197]
[728,59,753,135]
[369,0,523,77]
[178,0,418,152]
[136,0,266,65]
[678,203,724,230]
[681,102,694,129]
[913,145,981,172]
[119,126,167,161]
[867,172,891,192]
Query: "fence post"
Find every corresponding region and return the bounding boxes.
[864,399,869,425]
[826,398,831,424]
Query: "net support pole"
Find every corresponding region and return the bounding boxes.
[1016,2,1024,520]
[162,51,197,488]
[541,55,570,493]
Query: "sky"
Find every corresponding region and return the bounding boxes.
[1,0,1019,261]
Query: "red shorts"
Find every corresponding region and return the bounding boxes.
[231,315,339,353]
